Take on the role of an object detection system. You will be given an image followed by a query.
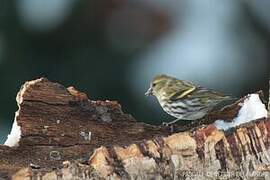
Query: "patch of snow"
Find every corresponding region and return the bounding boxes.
[80,131,92,141]
[4,112,21,147]
[215,94,268,130]
[4,78,44,147]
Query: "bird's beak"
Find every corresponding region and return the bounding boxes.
[145,87,153,96]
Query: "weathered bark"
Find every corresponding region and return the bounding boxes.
[1,78,270,179]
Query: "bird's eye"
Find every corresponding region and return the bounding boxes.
[152,83,156,87]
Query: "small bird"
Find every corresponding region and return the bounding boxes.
[145,74,232,125]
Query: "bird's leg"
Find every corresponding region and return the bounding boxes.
[162,119,196,133]
[162,119,198,128]
[162,118,182,126]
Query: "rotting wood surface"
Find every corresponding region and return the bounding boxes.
[0,78,269,179]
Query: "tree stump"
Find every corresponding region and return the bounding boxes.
[0,78,270,180]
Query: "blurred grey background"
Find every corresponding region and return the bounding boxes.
[0,0,270,143]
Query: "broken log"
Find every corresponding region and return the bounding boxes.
[1,78,270,179]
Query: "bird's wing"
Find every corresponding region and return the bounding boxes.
[169,80,197,101]
[194,86,233,100]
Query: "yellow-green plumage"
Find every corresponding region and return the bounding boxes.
[145,74,231,123]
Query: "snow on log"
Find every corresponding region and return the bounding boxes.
[0,78,270,179]
[215,94,267,130]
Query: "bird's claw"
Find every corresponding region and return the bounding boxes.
[161,122,175,133]
[162,122,170,126]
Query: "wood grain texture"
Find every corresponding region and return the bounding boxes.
[0,78,169,178]
[0,78,269,179]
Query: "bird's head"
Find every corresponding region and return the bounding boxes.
[145,74,196,101]
[145,74,174,99]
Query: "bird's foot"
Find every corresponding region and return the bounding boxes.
[161,122,175,133]
[162,118,181,126]
[162,122,170,126]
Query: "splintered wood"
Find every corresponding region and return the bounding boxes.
[1,78,270,180]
